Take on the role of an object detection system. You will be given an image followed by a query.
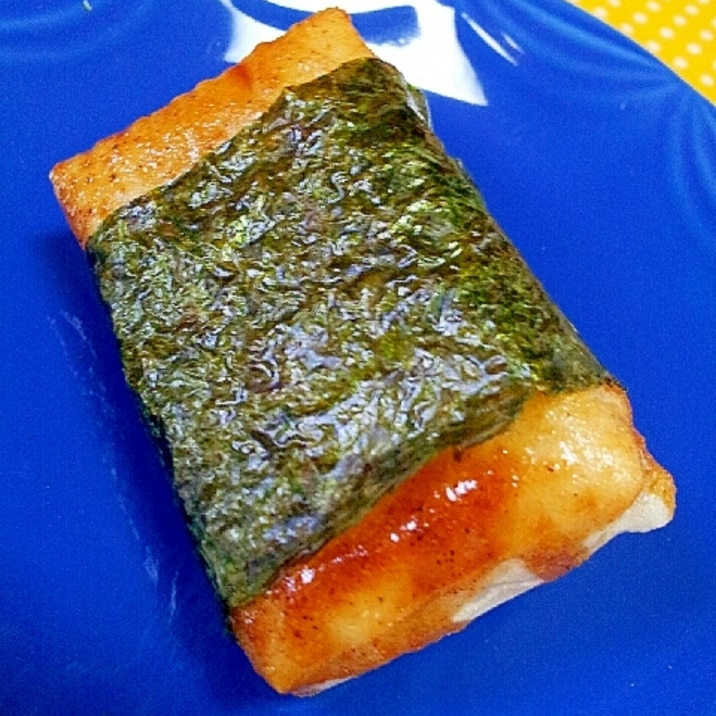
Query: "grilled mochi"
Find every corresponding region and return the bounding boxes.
[50,8,675,696]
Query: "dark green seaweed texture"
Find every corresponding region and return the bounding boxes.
[88,58,606,607]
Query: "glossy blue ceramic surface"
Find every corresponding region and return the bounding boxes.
[1,1,714,713]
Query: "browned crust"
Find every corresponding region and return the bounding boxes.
[232,384,675,694]
[49,8,373,245]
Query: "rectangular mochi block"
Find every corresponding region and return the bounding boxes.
[50,8,675,696]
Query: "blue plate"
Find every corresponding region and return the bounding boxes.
[2,1,715,713]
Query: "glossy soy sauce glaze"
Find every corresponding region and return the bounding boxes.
[87,58,606,607]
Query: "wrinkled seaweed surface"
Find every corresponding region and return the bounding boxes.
[88,58,605,607]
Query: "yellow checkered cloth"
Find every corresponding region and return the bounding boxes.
[569,0,715,102]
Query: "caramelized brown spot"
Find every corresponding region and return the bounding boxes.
[232,384,674,694]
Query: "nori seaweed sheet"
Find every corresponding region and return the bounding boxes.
[88,58,606,607]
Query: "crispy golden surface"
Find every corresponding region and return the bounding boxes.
[233,384,674,695]
[50,8,373,245]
